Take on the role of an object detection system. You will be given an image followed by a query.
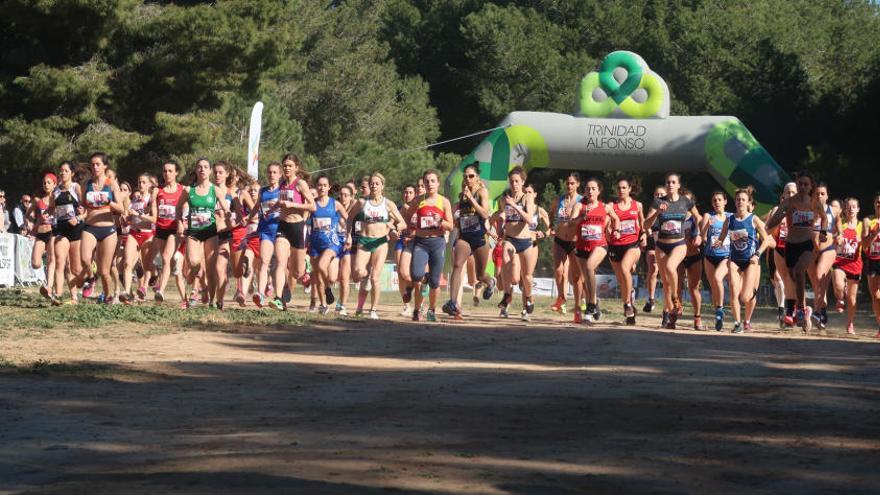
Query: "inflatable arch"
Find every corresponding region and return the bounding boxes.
[446,51,790,214]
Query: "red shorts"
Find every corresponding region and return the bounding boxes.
[131,229,154,247]
[244,235,260,256]
[232,226,247,251]
[493,243,503,269]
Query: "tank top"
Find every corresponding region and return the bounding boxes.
[458,190,484,234]
[35,197,53,226]
[310,197,340,245]
[704,212,731,258]
[653,196,694,240]
[835,221,862,270]
[363,197,391,224]
[259,185,281,221]
[156,184,183,230]
[280,177,304,204]
[54,185,80,223]
[865,218,880,261]
[774,217,789,249]
[503,194,526,224]
[577,201,607,251]
[84,179,113,210]
[416,195,447,233]
[129,192,153,231]
[188,184,217,231]
[611,199,641,245]
[728,213,756,262]
[554,194,582,226]
[815,205,834,233]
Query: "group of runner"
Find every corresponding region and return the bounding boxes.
[21,154,880,335]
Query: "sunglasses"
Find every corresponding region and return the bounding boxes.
[465,174,477,179]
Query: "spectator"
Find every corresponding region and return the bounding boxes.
[0,190,9,233]
[12,194,31,234]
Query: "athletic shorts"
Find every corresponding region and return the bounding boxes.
[554,237,576,255]
[492,243,503,268]
[34,231,52,244]
[731,258,751,272]
[131,229,154,248]
[218,229,233,243]
[231,226,247,251]
[458,231,486,252]
[258,220,280,243]
[357,235,388,253]
[656,239,686,255]
[55,222,84,242]
[607,241,639,263]
[84,224,116,242]
[309,238,342,258]
[155,227,176,241]
[188,225,218,242]
[576,245,607,260]
[704,255,728,268]
[278,220,307,249]
[683,252,703,269]
[868,259,880,277]
[505,236,533,254]
[785,240,813,269]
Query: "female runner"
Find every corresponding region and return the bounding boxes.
[347,173,405,319]
[309,174,347,314]
[77,152,123,304]
[765,182,797,327]
[111,180,132,303]
[49,161,84,304]
[250,163,283,307]
[808,182,839,329]
[335,184,356,315]
[398,178,425,313]
[862,194,880,338]
[701,191,732,331]
[28,173,57,300]
[643,174,700,329]
[176,158,228,308]
[212,161,238,309]
[679,190,704,330]
[608,177,644,324]
[716,187,773,333]
[273,154,315,310]
[409,170,453,321]
[570,178,620,324]
[766,171,827,332]
[831,198,862,335]
[550,173,583,315]
[235,180,262,305]
[643,185,666,313]
[119,174,156,303]
[497,167,537,321]
[443,164,494,319]
[394,184,417,315]
[150,161,184,302]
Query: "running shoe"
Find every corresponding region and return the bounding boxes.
[585,303,598,322]
[783,314,794,328]
[319,305,330,315]
[836,300,845,313]
[369,310,379,320]
[216,301,224,311]
[743,321,752,332]
[155,291,165,303]
[400,303,411,317]
[818,309,828,330]
[337,305,348,317]
[301,272,311,290]
[693,316,704,331]
[325,287,335,305]
[50,295,62,306]
[412,308,421,321]
[180,301,189,309]
[308,303,318,313]
[119,293,132,305]
[355,309,364,317]
[442,299,457,317]
[235,291,246,306]
[573,311,583,324]
[253,293,264,308]
[550,296,565,313]
[661,310,670,329]
[525,298,535,315]
[82,280,95,299]
[777,307,786,329]
[591,304,601,322]
[714,307,725,332]
[811,309,823,329]
[39,286,50,300]
[136,286,147,301]
[148,274,158,287]
[402,286,413,304]
[482,278,496,300]
[499,306,509,318]
[668,307,678,329]
[521,309,530,322]
[624,304,636,325]
[97,293,105,304]
[270,297,285,311]
[282,285,292,304]
[732,322,743,334]
[583,312,594,324]
[200,290,209,305]
[846,323,855,335]
[803,307,813,333]
[420,283,428,298]
[426,309,436,322]
[643,298,655,313]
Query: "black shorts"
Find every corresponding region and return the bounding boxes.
[54,222,84,242]
[731,259,751,272]
[575,246,607,260]
[704,255,727,268]
[683,252,703,269]
[554,237,576,254]
[155,227,176,240]
[188,225,218,242]
[868,259,880,277]
[218,229,233,243]
[646,234,656,251]
[785,240,813,269]
[834,267,861,282]
[34,231,52,244]
[607,242,639,263]
[278,220,307,249]
[458,231,486,251]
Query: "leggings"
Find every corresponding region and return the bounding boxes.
[411,236,446,289]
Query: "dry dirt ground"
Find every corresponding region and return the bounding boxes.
[1,299,879,494]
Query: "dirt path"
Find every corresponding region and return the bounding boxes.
[1,304,879,494]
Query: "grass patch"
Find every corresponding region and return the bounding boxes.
[0,357,112,378]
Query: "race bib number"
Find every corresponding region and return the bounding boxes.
[870,237,880,257]
[246,223,258,235]
[710,232,730,249]
[580,224,603,241]
[86,190,110,207]
[190,210,212,228]
[730,229,749,251]
[56,204,75,221]
[620,219,637,235]
[314,217,332,232]
[420,215,439,230]
[460,214,480,232]
[837,238,858,259]
[281,189,295,201]
[556,205,569,222]
[505,204,522,222]
[261,200,279,218]
[792,210,813,228]
[660,219,682,237]
[158,204,176,220]
[354,221,362,232]
[779,222,788,239]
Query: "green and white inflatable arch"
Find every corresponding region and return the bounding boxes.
[447,51,790,214]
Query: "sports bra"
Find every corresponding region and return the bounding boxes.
[54,185,80,222]
[363,197,391,224]
[504,194,527,223]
